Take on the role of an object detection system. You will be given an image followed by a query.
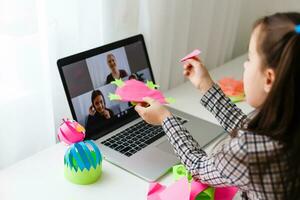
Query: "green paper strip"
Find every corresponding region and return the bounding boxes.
[131,102,137,106]
[68,148,78,171]
[146,80,159,89]
[80,142,97,168]
[70,145,85,171]
[108,93,121,101]
[75,143,91,170]
[85,140,102,165]
[111,79,124,87]
[195,187,215,200]
[172,164,192,182]
[228,94,245,103]
[64,162,102,185]
[64,150,102,185]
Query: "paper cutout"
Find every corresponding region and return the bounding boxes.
[65,141,102,172]
[64,163,102,185]
[195,187,214,200]
[180,49,201,62]
[218,77,244,96]
[109,79,175,104]
[295,24,300,33]
[148,182,167,196]
[57,119,85,145]
[58,118,103,185]
[191,180,210,200]
[64,140,102,185]
[146,80,160,89]
[147,177,238,200]
[147,164,238,200]
[214,187,239,200]
[172,164,192,181]
[111,78,125,87]
[159,178,190,200]
[147,178,190,200]
[218,77,245,103]
[75,124,85,132]
[108,93,122,100]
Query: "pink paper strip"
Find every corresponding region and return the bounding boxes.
[190,180,209,200]
[146,178,239,200]
[180,49,201,62]
[147,182,166,200]
[159,178,190,200]
[215,187,239,200]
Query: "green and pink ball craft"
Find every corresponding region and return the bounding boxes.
[57,119,102,185]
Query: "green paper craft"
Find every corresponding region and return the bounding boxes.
[64,162,102,185]
[146,80,159,89]
[172,164,215,200]
[195,187,215,200]
[108,93,121,101]
[149,163,238,199]
[172,164,192,181]
[111,78,125,87]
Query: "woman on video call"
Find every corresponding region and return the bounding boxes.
[105,53,128,84]
[85,90,114,137]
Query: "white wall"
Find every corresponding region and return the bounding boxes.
[232,0,300,58]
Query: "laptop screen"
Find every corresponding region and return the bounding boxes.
[57,35,155,140]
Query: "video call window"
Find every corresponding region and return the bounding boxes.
[63,41,153,138]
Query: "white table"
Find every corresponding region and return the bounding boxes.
[0,54,252,200]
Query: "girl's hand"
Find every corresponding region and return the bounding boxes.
[135,97,172,125]
[183,57,214,93]
[103,109,111,119]
[89,105,96,116]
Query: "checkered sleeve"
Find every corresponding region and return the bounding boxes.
[200,83,247,133]
[162,116,249,187]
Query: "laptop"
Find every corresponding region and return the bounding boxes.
[57,34,225,181]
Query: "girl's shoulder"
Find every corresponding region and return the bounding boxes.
[237,130,284,155]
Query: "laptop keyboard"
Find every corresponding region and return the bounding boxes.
[101,117,187,157]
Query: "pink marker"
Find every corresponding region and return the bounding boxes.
[180,49,201,62]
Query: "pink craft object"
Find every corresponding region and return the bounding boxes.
[116,79,167,104]
[218,77,244,96]
[147,182,167,200]
[147,177,238,200]
[180,49,201,62]
[214,187,239,200]
[57,118,85,145]
[190,180,208,200]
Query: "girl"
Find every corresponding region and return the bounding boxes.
[135,12,300,199]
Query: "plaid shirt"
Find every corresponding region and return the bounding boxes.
[162,84,289,200]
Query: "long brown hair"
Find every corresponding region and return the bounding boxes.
[244,12,300,198]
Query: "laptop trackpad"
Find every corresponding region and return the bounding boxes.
[156,140,175,155]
